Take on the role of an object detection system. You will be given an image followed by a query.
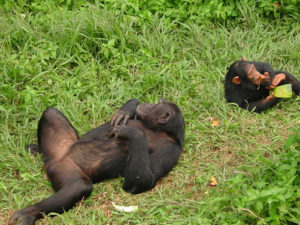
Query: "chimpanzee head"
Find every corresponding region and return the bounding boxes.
[136,99,185,147]
[228,60,262,84]
[225,59,272,92]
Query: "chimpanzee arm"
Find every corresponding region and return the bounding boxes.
[288,74,300,94]
[110,125,181,194]
[111,99,140,126]
[124,141,181,194]
[228,92,279,113]
[9,178,92,225]
[241,96,280,113]
[121,128,154,194]
[149,144,181,181]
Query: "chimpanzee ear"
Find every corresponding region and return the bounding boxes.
[232,76,241,84]
[159,112,172,124]
[242,57,246,61]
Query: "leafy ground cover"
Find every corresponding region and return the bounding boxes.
[0,2,299,224]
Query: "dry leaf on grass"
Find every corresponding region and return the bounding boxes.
[211,120,219,127]
[207,176,218,187]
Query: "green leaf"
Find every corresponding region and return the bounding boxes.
[272,84,292,98]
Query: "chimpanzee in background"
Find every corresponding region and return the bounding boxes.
[224,59,300,113]
[9,99,185,225]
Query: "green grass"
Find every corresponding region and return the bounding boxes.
[1,3,300,225]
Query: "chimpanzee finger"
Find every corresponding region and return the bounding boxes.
[114,114,124,126]
[110,113,119,126]
[111,111,126,126]
[266,85,275,90]
[122,114,130,125]
[107,126,120,138]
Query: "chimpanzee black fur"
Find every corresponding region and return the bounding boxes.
[9,99,184,225]
[225,60,300,113]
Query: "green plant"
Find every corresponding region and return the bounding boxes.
[1,2,300,224]
[204,123,300,224]
[1,0,300,23]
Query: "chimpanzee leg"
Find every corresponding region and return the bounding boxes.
[37,107,78,163]
[9,108,91,225]
[8,163,93,225]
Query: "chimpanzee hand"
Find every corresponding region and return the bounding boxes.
[265,73,286,90]
[108,125,144,140]
[111,99,140,126]
[261,72,272,87]
[264,92,276,102]
[271,73,286,88]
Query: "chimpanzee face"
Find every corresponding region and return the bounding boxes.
[246,64,263,86]
[136,99,174,128]
[231,61,263,86]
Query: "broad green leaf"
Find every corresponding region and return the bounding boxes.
[272,84,292,98]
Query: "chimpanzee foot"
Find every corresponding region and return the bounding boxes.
[25,144,40,154]
[9,208,38,225]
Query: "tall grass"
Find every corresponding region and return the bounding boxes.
[0,3,299,224]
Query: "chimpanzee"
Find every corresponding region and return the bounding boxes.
[224,59,300,113]
[9,99,184,225]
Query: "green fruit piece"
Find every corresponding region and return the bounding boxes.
[272,84,292,98]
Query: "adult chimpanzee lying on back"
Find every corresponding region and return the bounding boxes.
[225,59,300,113]
[9,99,184,225]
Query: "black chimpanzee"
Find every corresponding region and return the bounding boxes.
[224,59,300,113]
[9,99,184,225]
